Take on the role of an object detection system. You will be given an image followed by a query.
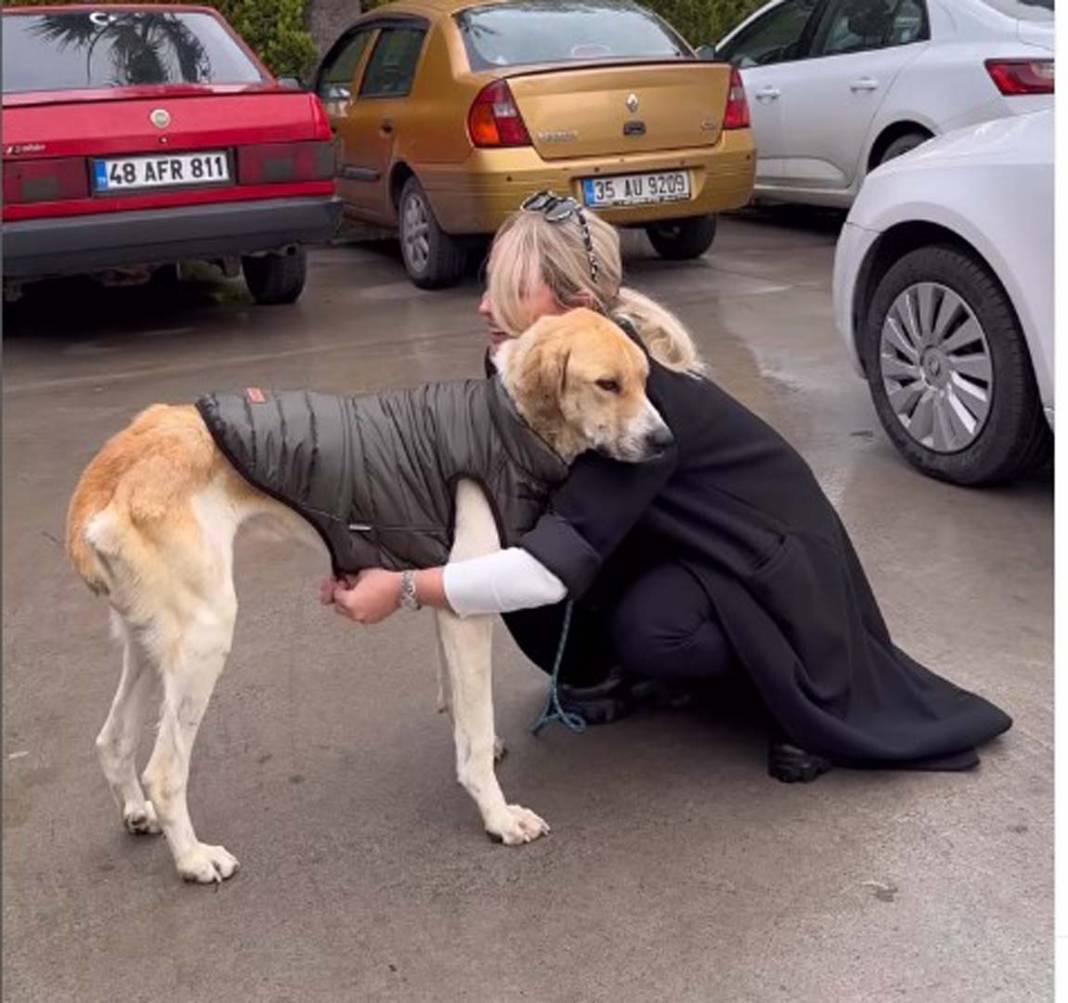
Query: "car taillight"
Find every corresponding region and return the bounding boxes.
[723,67,750,130]
[236,140,336,185]
[986,59,1054,95]
[3,157,89,203]
[468,80,531,148]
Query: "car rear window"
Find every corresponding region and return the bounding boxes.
[977,0,1053,19]
[2,10,265,94]
[455,0,693,72]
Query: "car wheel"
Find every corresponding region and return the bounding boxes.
[646,215,717,260]
[242,247,307,305]
[878,132,929,166]
[399,176,466,289]
[861,244,1051,486]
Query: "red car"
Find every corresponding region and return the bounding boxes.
[2,4,340,304]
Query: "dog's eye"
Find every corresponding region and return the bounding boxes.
[596,379,621,394]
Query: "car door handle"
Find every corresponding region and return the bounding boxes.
[850,77,879,92]
[380,119,395,135]
[755,86,781,101]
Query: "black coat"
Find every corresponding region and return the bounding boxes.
[519,358,1012,770]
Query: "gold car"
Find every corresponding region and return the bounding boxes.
[313,0,756,287]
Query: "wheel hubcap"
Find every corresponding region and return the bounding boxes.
[879,282,993,453]
[401,193,431,273]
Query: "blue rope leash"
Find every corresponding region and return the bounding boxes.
[531,601,587,735]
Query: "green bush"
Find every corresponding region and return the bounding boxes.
[216,0,318,78]
[644,0,765,47]
[7,0,318,78]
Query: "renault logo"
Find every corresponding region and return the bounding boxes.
[626,93,639,113]
[149,108,171,129]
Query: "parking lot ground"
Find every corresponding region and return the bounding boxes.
[2,211,1052,1002]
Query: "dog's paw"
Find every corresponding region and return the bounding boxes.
[123,800,161,836]
[176,843,240,884]
[486,804,550,846]
[494,736,507,763]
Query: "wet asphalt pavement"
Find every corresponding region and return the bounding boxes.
[2,212,1052,1001]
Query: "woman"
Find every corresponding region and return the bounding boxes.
[326,192,1011,782]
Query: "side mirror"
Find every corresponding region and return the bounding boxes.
[696,44,719,61]
[277,76,305,90]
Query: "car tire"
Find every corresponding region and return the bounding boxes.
[861,244,1051,486]
[878,132,929,166]
[646,215,718,260]
[399,176,467,289]
[242,247,307,305]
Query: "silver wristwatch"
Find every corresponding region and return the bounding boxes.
[399,570,422,611]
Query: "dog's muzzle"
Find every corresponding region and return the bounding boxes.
[645,422,674,454]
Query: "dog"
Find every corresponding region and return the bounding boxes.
[66,308,672,882]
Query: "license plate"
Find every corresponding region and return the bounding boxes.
[582,171,691,208]
[92,151,231,192]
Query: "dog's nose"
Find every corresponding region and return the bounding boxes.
[645,424,674,452]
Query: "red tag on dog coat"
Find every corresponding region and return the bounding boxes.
[246,387,266,404]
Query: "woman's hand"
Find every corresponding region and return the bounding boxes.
[318,575,340,605]
[327,569,402,625]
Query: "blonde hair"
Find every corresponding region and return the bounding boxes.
[487,207,705,375]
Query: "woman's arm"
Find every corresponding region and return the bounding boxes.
[519,442,678,598]
[327,547,567,623]
[328,443,677,623]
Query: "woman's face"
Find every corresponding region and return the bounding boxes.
[479,274,565,353]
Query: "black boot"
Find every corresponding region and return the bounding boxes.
[628,678,695,711]
[557,668,633,725]
[557,670,696,725]
[767,737,832,783]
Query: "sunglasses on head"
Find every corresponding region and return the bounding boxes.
[520,190,600,280]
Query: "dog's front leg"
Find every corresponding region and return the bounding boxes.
[435,610,504,759]
[439,479,548,844]
[436,609,548,844]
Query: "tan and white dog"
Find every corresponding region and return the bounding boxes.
[66,308,670,883]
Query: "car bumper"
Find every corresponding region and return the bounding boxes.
[942,93,1054,134]
[832,220,882,377]
[2,196,341,280]
[419,131,756,234]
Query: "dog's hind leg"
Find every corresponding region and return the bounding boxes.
[134,479,247,884]
[96,612,161,835]
[140,587,239,883]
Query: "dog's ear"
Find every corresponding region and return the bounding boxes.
[558,348,571,396]
[513,329,572,426]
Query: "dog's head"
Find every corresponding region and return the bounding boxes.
[496,308,673,464]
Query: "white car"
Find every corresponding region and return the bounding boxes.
[709,0,1053,207]
[832,109,1052,485]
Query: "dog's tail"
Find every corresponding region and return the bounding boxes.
[66,404,218,598]
[67,512,113,597]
